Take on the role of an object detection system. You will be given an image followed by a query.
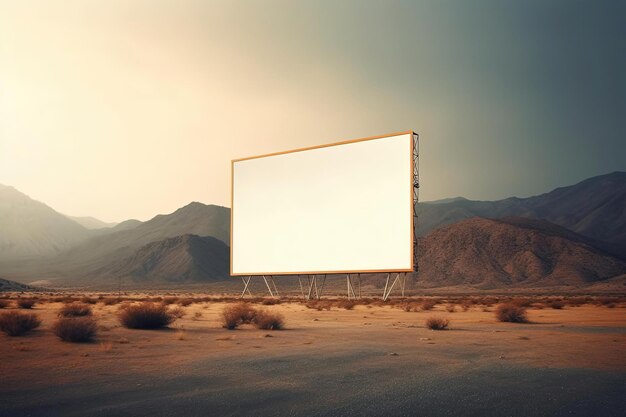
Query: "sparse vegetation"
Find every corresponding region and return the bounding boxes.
[445,304,456,313]
[17,299,36,309]
[168,305,186,319]
[421,300,437,311]
[58,302,92,317]
[178,298,193,307]
[495,303,528,323]
[548,300,565,309]
[118,302,177,329]
[253,309,285,330]
[336,299,356,310]
[102,298,119,306]
[0,311,41,336]
[0,299,10,309]
[53,317,97,342]
[221,303,257,329]
[425,316,449,330]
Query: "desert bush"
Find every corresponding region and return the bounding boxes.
[548,300,564,309]
[460,301,471,312]
[80,297,97,305]
[53,317,97,342]
[512,298,534,308]
[336,299,356,310]
[17,299,36,309]
[102,297,119,306]
[168,305,186,319]
[58,302,93,317]
[445,304,456,313]
[425,316,449,330]
[253,309,285,330]
[0,311,41,336]
[178,298,193,307]
[495,303,528,323]
[162,297,178,305]
[261,298,280,305]
[118,302,176,329]
[421,300,437,311]
[0,299,10,309]
[221,303,257,329]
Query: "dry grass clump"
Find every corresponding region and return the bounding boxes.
[421,299,437,311]
[118,302,177,329]
[177,298,193,307]
[445,304,456,313]
[53,317,97,342]
[80,297,98,305]
[495,303,528,323]
[253,309,285,330]
[17,298,36,309]
[0,299,10,309]
[335,299,356,310]
[402,302,420,312]
[162,297,178,305]
[0,311,41,336]
[168,305,186,319]
[221,303,257,330]
[58,302,93,317]
[304,300,332,311]
[261,298,280,305]
[425,316,449,330]
[102,297,119,306]
[548,300,565,309]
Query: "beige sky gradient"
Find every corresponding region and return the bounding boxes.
[1,1,623,222]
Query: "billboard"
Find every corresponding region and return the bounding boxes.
[231,131,415,276]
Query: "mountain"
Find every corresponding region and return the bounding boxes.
[110,219,142,232]
[66,216,118,230]
[417,171,626,246]
[0,185,90,261]
[416,217,626,288]
[0,278,37,292]
[92,234,229,283]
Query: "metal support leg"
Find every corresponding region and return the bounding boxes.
[298,276,305,299]
[383,273,401,301]
[318,275,326,299]
[240,276,252,298]
[262,275,275,298]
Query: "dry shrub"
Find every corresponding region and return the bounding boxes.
[253,309,285,330]
[445,304,456,313]
[0,299,10,309]
[178,298,193,307]
[53,317,97,342]
[402,302,419,312]
[58,302,92,317]
[425,316,449,330]
[221,303,257,329]
[548,300,565,309]
[336,299,356,310]
[162,297,178,305]
[193,311,203,320]
[0,311,41,336]
[261,298,280,305]
[102,298,119,306]
[118,302,176,329]
[512,298,534,308]
[421,300,437,311]
[495,303,528,323]
[304,300,332,311]
[17,299,36,309]
[80,297,97,305]
[460,301,471,312]
[168,305,186,319]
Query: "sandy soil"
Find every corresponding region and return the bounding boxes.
[1,300,624,416]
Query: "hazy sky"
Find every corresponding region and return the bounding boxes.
[1,0,624,222]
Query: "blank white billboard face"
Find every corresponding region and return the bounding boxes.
[231,132,414,275]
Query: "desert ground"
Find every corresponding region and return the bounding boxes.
[0,294,625,417]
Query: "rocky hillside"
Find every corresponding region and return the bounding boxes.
[416,217,626,288]
[418,171,626,246]
[0,278,37,292]
[92,234,229,283]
